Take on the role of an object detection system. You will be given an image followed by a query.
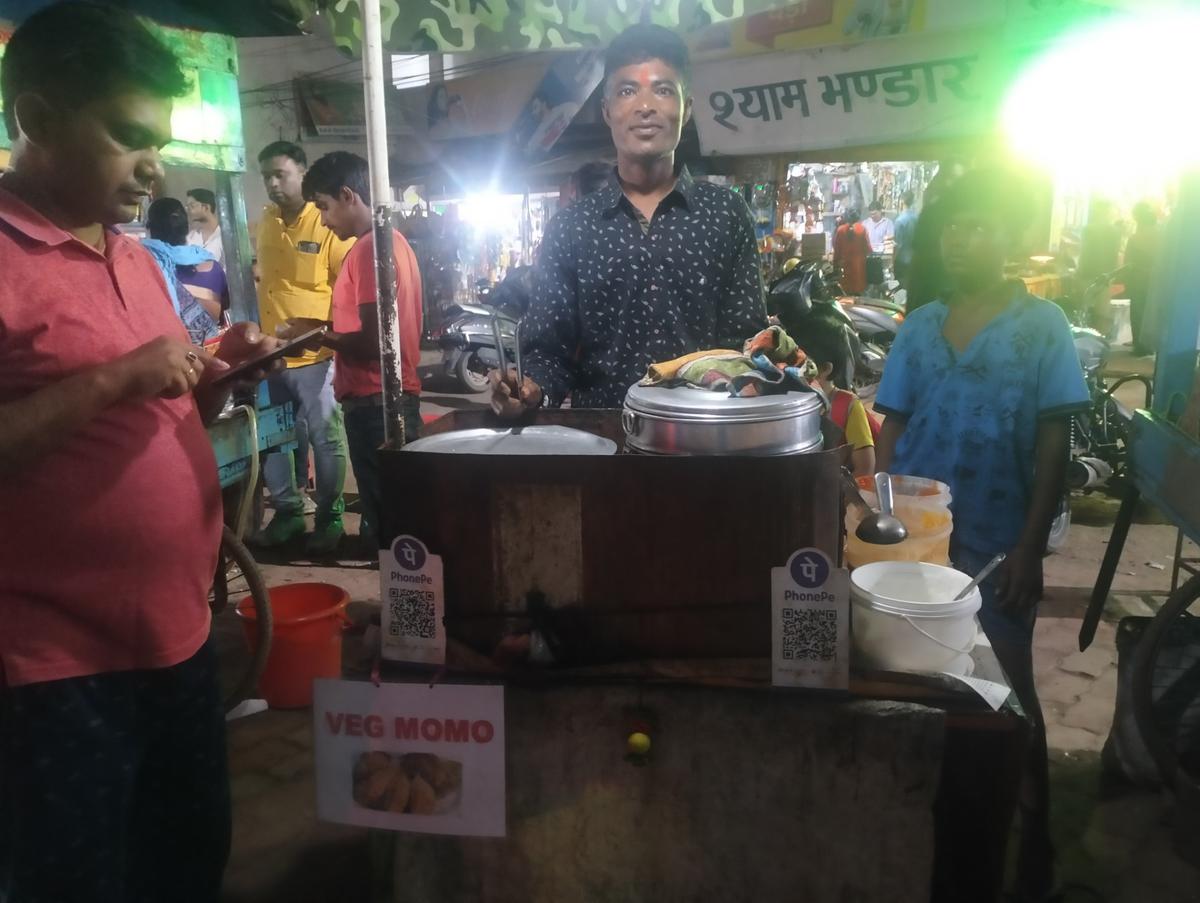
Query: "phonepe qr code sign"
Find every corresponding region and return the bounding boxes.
[380,536,446,665]
[387,588,436,639]
[771,548,849,690]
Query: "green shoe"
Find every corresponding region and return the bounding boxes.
[306,517,345,557]
[249,513,306,548]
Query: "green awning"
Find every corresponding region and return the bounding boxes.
[326,0,799,55]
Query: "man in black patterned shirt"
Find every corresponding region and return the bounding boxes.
[490,24,766,414]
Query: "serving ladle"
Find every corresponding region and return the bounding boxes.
[854,472,909,545]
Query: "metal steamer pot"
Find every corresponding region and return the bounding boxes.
[622,383,825,456]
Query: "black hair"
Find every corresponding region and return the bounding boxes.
[604,24,691,92]
[146,197,189,246]
[1,1,189,140]
[795,313,853,390]
[869,200,883,212]
[187,188,216,212]
[845,209,861,224]
[901,191,915,207]
[302,151,370,205]
[258,140,306,167]
[937,167,1036,241]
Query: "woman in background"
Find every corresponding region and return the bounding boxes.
[144,198,227,338]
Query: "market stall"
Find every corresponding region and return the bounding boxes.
[276,6,1041,899]
[420,189,557,306]
[336,405,1028,902]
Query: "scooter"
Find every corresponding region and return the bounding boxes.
[435,304,518,393]
[831,269,906,364]
[767,259,869,391]
[434,266,533,393]
[837,293,904,394]
[1045,268,1153,552]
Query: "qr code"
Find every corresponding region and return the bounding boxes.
[781,608,838,662]
[388,588,436,639]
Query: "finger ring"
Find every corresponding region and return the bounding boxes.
[185,351,199,363]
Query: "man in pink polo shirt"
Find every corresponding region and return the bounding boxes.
[281,151,423,554]
[0,5,281,900]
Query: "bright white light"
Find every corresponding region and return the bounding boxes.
[459,192,512,229]
[1002,10,1200,189]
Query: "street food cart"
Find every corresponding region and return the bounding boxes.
[371,408,1026,902]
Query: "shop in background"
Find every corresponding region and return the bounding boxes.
[398,188,558,327]
[780,161,935,256]
[726,159,935,282]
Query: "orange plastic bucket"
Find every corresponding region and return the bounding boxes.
[237,582,349,709]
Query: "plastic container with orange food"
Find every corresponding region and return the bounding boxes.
[855,474,952,511]
[846,475,954,568]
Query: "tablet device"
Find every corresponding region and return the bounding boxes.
[210,326,327,385]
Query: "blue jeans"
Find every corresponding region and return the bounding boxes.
[343,393,421,549]
[263,360,346,523]
[951,542,1037,649]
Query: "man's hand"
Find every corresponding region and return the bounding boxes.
[214,322,287,387]
[488,368,543,419]
[996,542,1044,615]
[108,337,228,401]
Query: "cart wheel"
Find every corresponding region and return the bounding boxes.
[1130,573,1200,797]
[210,526,273,712]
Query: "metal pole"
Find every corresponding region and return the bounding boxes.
[361,0,405,447]
[215,171,258,325]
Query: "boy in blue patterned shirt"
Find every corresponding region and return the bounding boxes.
[875,168,1089,901]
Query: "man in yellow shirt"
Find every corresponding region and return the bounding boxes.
[254,141,354,554]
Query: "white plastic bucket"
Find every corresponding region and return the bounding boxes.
[850,561,981,674]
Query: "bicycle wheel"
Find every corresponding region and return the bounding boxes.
[211,525,273,712]
[1131,573,1200,795]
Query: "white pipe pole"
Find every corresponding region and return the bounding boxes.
[361,0,405,446]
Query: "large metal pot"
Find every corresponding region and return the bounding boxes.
[403,425,617,455]
[622,383,824,456]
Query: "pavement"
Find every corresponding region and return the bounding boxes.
[215,347,1200,902]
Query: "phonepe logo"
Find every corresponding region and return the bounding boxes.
[392,536,427,572]
[789,548,831,589]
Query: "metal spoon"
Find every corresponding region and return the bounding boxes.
[953,553,1006,601]
[854,472,909,545]
[490,313,508,378]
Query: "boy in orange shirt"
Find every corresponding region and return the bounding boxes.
[285,152,423,552]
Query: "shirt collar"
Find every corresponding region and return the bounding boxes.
[0,180,76,248]
[0,180,123,259]
[268,200,316,225]
[932,280,1032,322]
[599,165,696,216]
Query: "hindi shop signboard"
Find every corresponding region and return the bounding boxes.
[314,680,506,837]
[691,31,1003,156]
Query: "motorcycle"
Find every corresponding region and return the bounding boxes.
[434,266,533,393]
[768,259,895,395]
[435,303,518,393]
[1045,268,1153,552]
[836,293,904,397]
